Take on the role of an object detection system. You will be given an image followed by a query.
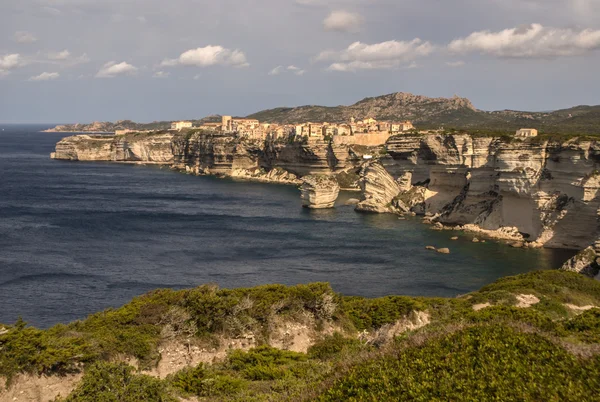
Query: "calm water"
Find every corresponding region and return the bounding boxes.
[0,125,575,328]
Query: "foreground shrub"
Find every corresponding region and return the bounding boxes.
[63,362,175,402]
[227,345,307,380]
[308,333,363,360]
[319,324,600,401]
[169,364,246,397]
[341,296,425,331]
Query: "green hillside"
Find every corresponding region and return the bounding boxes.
[1,270,600,401]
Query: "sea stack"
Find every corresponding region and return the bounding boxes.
[301,175,340,209]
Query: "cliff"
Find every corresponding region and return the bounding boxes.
[52,131,600,250]
[1,271,599,401]
[357,134,600,250]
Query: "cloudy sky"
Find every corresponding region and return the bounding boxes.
[1,0,600,123]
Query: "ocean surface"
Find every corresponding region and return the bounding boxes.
[0,125,576,328]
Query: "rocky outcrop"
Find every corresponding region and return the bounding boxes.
[52,131,600,251]
[231,167,301,185]
[52,132,364,186]
[561,245,600,278]
[356,161,402,213]
[301,176,340,209]
[359,134,600,250]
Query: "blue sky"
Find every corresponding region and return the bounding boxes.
[1,0,600,123]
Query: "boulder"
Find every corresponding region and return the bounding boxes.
[451,236,459,240]
[301,175,340,209]
[425,246,436,251]
[437,248,451,254]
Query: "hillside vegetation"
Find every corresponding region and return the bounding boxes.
[1,271,600,401]
[45,93,600,135]
[248,92,600,135]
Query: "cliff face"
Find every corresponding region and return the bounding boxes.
[363,134,600,250]
[52,132,361,183]
[52,132,600,250]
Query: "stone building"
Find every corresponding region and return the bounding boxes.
[515,128,539,138]
[171,121,193,131]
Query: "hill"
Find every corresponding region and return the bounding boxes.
[248,92,600,135]
[1,270,600,401]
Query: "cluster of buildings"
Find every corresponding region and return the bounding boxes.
[118,118,540,144]
[165,116,417,146]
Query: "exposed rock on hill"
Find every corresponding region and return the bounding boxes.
[301,175,340,209]
[248,92,600,134]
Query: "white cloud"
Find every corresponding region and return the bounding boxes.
[48,50,71,60]
[153,71,170,78]
[0,54,25,76]
[96,61,138,78]
[14,31,37,44]
[449,23,600,58]
[161,45,249,68]
[323,10,363,33]
[287,65,306,75]
[317,39,434,71]
[0,54,24,70]
[269,65,306,76]
[29,72,60,81]
[269,65,284,75]
[446,60,466,67]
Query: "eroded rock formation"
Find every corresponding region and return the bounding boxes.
[52,131,600,250]
[301,176,340,209]
[358,134,600,250]
[356,161,402,213]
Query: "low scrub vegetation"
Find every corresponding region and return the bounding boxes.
[1,270,600,401]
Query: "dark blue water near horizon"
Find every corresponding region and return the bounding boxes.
[0,125,576,328]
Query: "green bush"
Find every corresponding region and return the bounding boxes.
[308,333,363,360]
[169,364,246,397]
[341,296,425,331]
[319,324,600,401]
[564,308,600,343]
[227,345,307,380]
[62,362,175,402]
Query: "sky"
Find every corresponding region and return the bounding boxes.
[1,0,600,124]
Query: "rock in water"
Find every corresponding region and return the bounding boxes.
[301,175,340,209]
[356,161,402,213]
[437,248,451,254]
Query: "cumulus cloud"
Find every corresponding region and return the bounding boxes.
[96,61,138,78]
[14,31,37,44]
[0,54,25,76]
[448,23,600,58]
[161,45,249,68]
[446,60,466,67]
[269,65,284,75]
[287,65,306,75]
[323,10,363,33]
[269,65,306,76]
[153,71,170,78]
[29,72,60,81]
[48,50,71,60]
[316,39,434,71]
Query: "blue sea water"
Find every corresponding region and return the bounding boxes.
[0,125,576,328]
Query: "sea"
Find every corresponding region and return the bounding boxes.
[0,125,576,328]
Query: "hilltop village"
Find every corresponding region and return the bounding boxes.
[115,116,418,146]
[114,116,540,145]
